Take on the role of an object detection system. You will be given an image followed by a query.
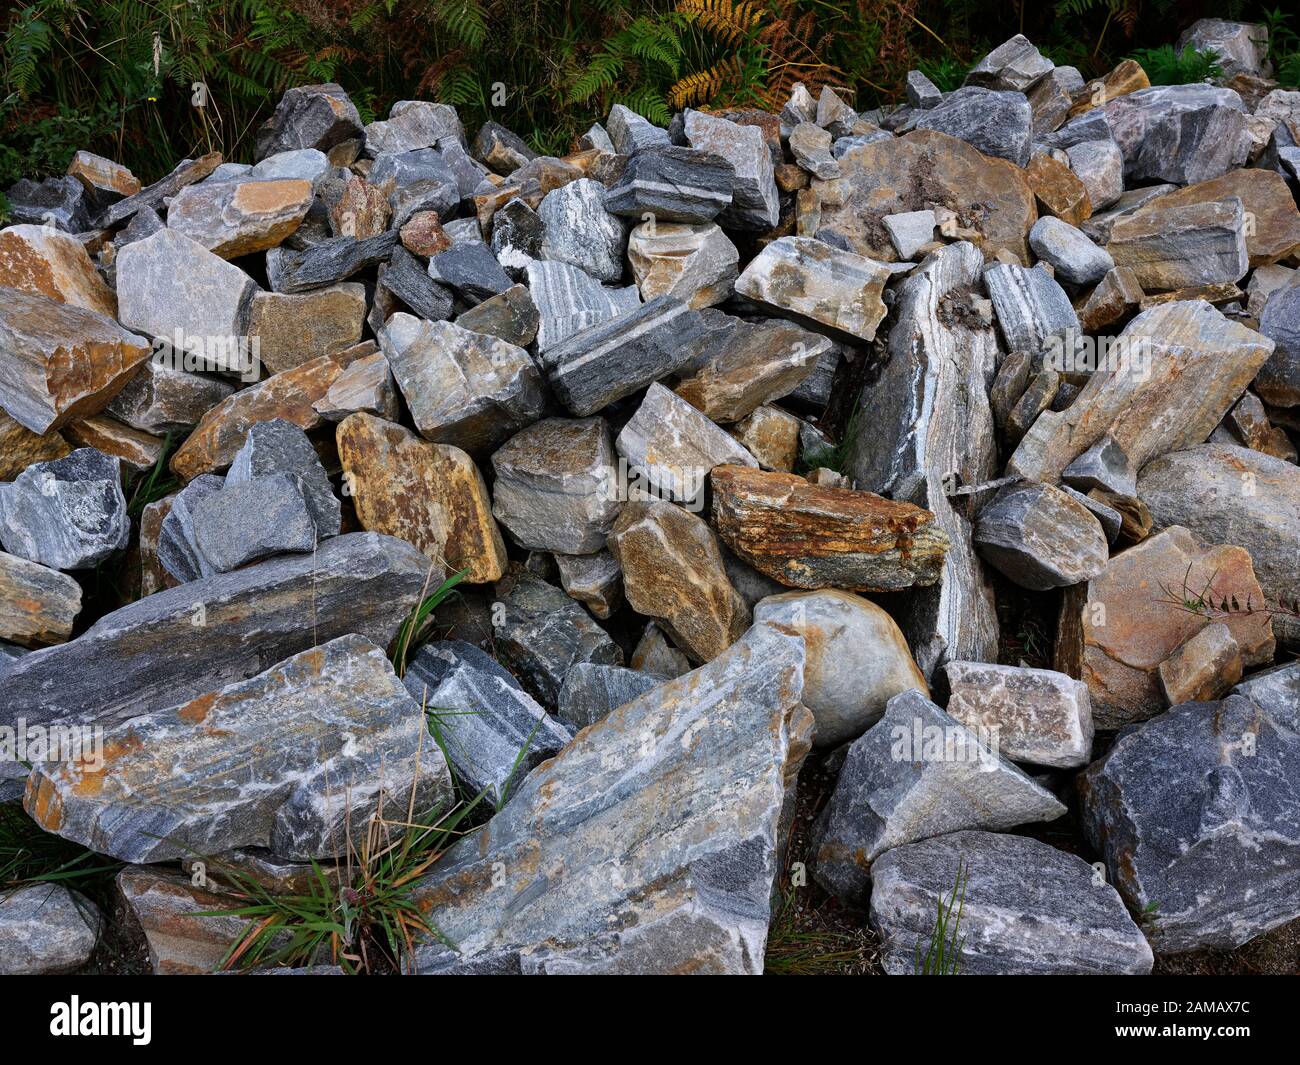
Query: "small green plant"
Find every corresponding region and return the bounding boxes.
[797,403,862,476]
[1155,563,1300,625]
[0,804,120,890]
[1127,44,1223,85]
[124,431,177,519]
[914,859,967,975]
[1261,9,1300,89]
[390,567,469,678]
[764,888,873,975]
[916,53,965,93]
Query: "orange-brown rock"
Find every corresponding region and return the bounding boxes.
[138,495,180,598]
[399,210,453,257]
[1069,59,1150,118]
[1055,526,1274,729]
[1138,168,1300,266]
[1025,153,1092,227]
[66,150,141,200]
[799,129,1036,263]
[0,288,151,434]
[710,465,950,593]
[608,498,748,663]
[0,549,81,647]
[0,412,70,480]
[329,175,390,239]
[170,348,364,481]
[336,412,506,583]
[731,405,800,471]
[166,178,314,258]
[0,224,116,316]
[248,283,367,374]
[64,415,165,471]
[1075,266,1144,332]
[1138,282,1243,311]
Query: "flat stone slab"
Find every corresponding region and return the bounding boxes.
[0,549,81,647]
[409,623,813,974]
[870,831,1152,974]
[26,634,452,863]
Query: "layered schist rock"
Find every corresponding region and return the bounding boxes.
[409,624,813,974]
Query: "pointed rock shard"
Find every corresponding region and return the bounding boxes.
[26,635,451,863]
[337,413,506,582]
[809,690,1065,903]
[0,288,151,435]
[403,640,571,804]
[537,296,707,416]
[965,34,1054,92]
[609,499,748,664]
[801,130,1037,263]
[0,224,116,316]
[711,465,950,593]
[409,623,813,974]
[1008,300,1274,484]
[312,350,399,423]
[870,831,1152,975]
[1082,690,1300,953]
[850,242,1000,674]
[1,532,430,726]
[735,236,889,342]
[0,551,80,647]
[1054,526,1274,729]
[226,419,341,540]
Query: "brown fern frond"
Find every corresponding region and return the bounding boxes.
[1117,0,1140,36]
[413,48,468,96]
[668,56,742,109]
[676,0,764,47]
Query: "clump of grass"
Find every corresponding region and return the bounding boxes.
[914,859,967,974]
[797,403,863,477]
[0,804,120,891]
[390,566,469,678]
[124,431,178,518]
[764,888,877,975]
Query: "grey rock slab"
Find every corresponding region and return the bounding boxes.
[537,295,707,416]
[368,148,460,227]
[165,177,313,258]
[25,635,451,863]
[107,359,237,436]
[1256,272,1300,406]
[735,236,889,342]
[1061,434,1137,496]
[965,34,1054,93]
[788,122,840,180]
[379,313,545,454]
[471,121,536,174]
[537,178,628,284]
[190,473,317,572]
[683,109,780,230]
[4,175,90,232]
[974,481,1109,591]
[627,221,738,309]
[0,532,431,726]
[116,228,258,352]
[1029,216,1113,285]
[255,84,363,160]
[227,418,341,539]
[944,660,1092,768]
[312,350,400,423]
[491,417,621,555]
[454,283,539,347]
[96,152,222,229]
[379,246,454,322]
[265,231,398,294]
[1082,692,1300,953]
[983,261,1080,358]
[616,382,757,506]
[426,241,513,305]
[1102,84,1249,185]
[870,831,1152,975]
[0,448,128,570]
[246,148,331,187]
[850,242,1001,676]
[491,571,622,707]
[1079,184,1175,244]
[753,589,928,748]
[554,549,622,619]
[1106,198,1249,291]
[408,622,812,974]
[906,70,942,109]
[526,259,641,353]
[603,145,735,223]
[1064,139,1124,212]
[157,473,224,582]
[403,639,571,805]
[882,210,935,261]
[1028,66,1083,136]
[914,87,1033,167]
[607,104,671,154]
[556,662,661,730]
[0,883,100,975]
[1178,19,1271,78]
[364,100,464,156]
[808,689,1065,904]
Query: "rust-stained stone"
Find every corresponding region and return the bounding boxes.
[170,347,364,481]
[312,350,399,422]
[64,415,164,471]
[138,495,180,598]
[166,177,314,258]
[328,175,390,239]
[1137,168,1300,267]
[1088,488,1152,545]
[116,866,250,975]
[66,150,140,200]
[399,210,453,257]
[801,130,1037,263]
[1075,266,1143,332]
[0,287,151,435]
[608,499,748,663]
[1139,282,1243,311]
[731,405,801,471]
[710,465,950,593]
[247,283,367,375]
[1025,153,1092,228]
[337,412,506,583]
[0,413,69,480]
[0,224,116,317]
[1158,621,1242,706]
[1069,59,1150,118]
[0,550,80,647]
[1054,526,1274,729]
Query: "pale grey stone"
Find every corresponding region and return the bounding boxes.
[906,70,942,109]
[607,104,671,154]
[914,87,1033,167]
[983,262,1079,357]
[882,210,935,260]
[1065,138,1124,211]
[1029,216,1113,285]
[108,359,237,436]
[1257,272,1300,406]
[965,34,1054,93]
[158,474,224,582]
[1177,18,1271,78]
[364,100,464,156]
[556,662,661,730]
[190,473,316,572]
[554,549,622,619]
[974,481,1109,590]
[683,109,780,230]
[788,122,840,179]
[0,883,100,975]
[538,178,628,283]
[369,148,459,227]
[1102,84,1249,185]
[526,259,641,353]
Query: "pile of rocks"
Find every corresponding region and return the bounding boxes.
[1,17,1298,975]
